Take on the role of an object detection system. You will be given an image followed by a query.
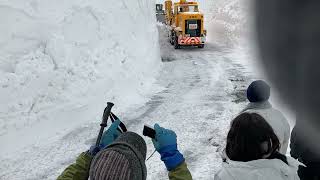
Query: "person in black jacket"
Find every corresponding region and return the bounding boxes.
[290,122,320,180]
[254,1,320,179]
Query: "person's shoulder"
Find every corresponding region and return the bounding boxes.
[215,160,282,180]
[214,166,231,180]
[269,107,285,115]
[269,107,290,124]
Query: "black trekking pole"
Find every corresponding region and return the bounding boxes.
[95,102,114,146]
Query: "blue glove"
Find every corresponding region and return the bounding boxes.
[89,120,121,156]
[152,124,185,171]
[100,119,121,147]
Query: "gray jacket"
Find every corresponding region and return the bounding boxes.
[242,101,291,154]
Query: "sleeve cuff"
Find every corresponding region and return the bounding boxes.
[161,150,185,171]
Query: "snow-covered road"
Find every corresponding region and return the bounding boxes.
[1,31,258,179]
[142,42,254,179]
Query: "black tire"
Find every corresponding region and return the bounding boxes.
[174,34,180,49]
[170,31,174,45]
[168,32,172,44]
[198,44,205,48]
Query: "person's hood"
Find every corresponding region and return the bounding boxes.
[241,101,272,113]
[218,156,303,180]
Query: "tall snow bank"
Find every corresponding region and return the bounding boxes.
[0,0,161,154]
[199,0,250,45]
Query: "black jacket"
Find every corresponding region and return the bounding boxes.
[290,125,320,177]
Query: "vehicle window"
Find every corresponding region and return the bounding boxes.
[194,6,199,12]
[189,6,195,12]
[178,5,199,13]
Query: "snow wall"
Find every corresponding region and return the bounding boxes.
[0,0,162,155]
[199,0,249,45]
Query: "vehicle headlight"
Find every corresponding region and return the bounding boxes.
[201,36,206,42]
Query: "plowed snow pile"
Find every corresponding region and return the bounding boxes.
[200,0,249,45]
[0,0,161,168]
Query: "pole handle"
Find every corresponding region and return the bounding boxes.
[95,102,114,146]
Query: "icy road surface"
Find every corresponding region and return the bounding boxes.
[0,38,260,180]
[143,43,256,179]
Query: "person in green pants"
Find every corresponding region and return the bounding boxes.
[57,120,192,180]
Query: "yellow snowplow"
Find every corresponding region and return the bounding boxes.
[164,0,206,49]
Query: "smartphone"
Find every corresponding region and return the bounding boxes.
[143,125,156,139]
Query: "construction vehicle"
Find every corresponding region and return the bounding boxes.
[164,0,206,49]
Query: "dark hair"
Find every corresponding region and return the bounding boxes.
[226,113,286,163]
